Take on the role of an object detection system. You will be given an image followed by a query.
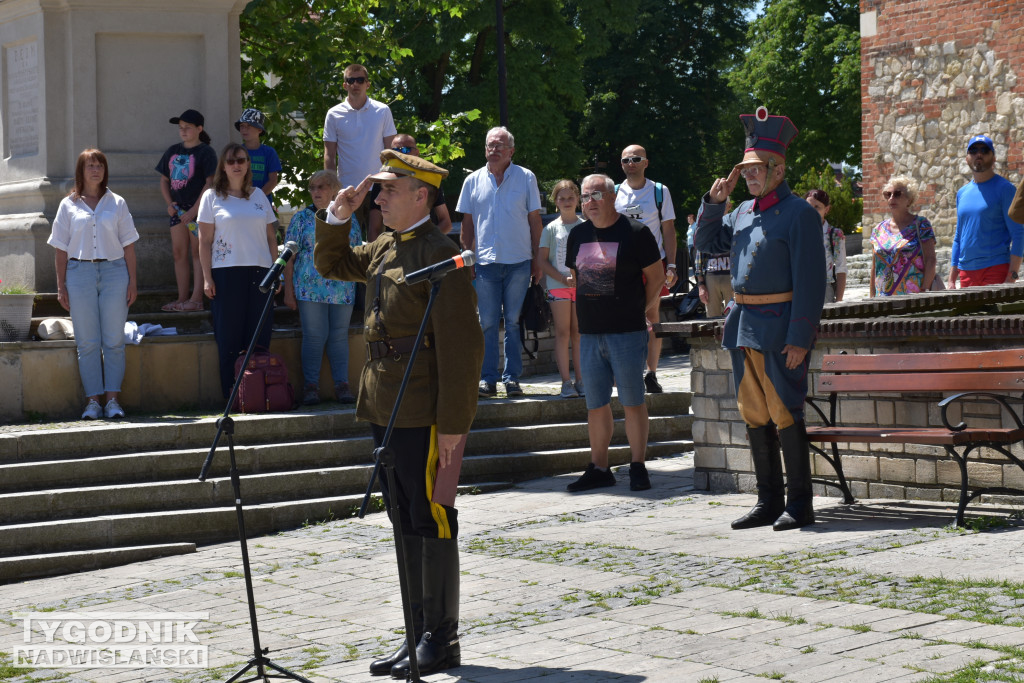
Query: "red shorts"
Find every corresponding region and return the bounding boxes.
[959,263,1009,287]
[641,259,672,298]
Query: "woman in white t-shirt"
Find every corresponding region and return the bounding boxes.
[538,179,584,398]
[197,142,278,399]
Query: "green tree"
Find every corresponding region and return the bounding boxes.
[729,0,861,180]
[793,165,864,234]
[240,0,479,209]
[575,0,755,218]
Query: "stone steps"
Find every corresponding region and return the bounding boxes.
[0,391,692,582]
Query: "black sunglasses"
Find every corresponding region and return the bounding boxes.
[345,76,367,85]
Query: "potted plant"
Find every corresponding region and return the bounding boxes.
[0,279,36,341]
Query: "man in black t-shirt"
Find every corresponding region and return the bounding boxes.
[565,174,664,492]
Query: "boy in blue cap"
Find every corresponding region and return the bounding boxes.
[696,107,826,531]
[235,108,282,207]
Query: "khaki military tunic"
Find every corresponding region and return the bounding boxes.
[314,211,484,434]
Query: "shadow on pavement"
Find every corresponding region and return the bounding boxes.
[451,665,647,682]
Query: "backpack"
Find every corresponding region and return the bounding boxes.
[233,350,295,413]
[615,181,664,223]
[519,283,552,359]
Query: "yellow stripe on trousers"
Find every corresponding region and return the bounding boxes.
[424,425,452,539]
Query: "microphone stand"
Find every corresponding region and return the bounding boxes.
[357,274,447,683]
[196,280,313,683]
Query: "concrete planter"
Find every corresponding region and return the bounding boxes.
[0,293,34,341]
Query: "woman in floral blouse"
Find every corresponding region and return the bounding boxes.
[870,176,937,296]
[284,170,361,405]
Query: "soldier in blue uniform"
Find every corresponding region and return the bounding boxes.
[695,107,826,531]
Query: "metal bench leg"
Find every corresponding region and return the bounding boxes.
[946,445,969,527]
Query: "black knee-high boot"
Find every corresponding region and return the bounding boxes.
[731,424,785,529]
[369,535,423,675]
[390,538,461,678]
[774,419,816,531]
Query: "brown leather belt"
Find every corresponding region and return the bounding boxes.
[733,291,793,305]
[366,334,433,361]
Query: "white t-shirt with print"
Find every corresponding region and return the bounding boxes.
[198,188,276,269]
[614,179,677,259]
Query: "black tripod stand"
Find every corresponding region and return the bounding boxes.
[197,282,313,683]
[356,276,448,683]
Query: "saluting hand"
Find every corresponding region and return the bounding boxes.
[329,176,373,222]
[709,167,740,204]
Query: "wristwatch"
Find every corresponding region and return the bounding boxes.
[1012,271,1019,279]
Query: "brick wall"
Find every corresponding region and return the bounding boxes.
[861,0,1024,247]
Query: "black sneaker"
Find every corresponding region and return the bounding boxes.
[629,462,651,491]
[479,381,497,397]
[644,371,663,394]
[504,381,524,397]
[567,463,615,492]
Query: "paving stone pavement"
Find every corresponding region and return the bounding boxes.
[3,452,1024,683]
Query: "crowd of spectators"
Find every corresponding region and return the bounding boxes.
[45,64,1024,424]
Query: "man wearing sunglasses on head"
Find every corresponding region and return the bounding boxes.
[367,134,453,240]
[614,145,678,394]
[948,134,1023,288]
[323,64,397,233]
[696,107,825,532]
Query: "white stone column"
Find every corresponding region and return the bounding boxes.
[0,0,249,292]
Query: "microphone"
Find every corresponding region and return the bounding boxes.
[259,241,299,293]
[404,250,476,285]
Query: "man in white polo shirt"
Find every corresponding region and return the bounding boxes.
[323,63,397,231]
[614,144,678,393]
[457,126,543,399]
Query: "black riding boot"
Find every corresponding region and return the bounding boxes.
[369,535,423,675]
[391,538,461,678]
[774,419,816,531]
[731,424,785,529]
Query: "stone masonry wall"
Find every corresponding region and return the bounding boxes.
[861,0,1024,250]
[690,334,1024,506]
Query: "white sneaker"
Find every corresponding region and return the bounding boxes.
[560,379,578,398]
[104,398,125,419]
[81,399,102,420]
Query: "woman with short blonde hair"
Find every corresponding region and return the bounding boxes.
[869,175,937,296]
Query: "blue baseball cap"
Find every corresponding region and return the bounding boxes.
[967,134,993,152]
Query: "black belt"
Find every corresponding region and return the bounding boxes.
[70,257,108,262]
[366,334,432,361]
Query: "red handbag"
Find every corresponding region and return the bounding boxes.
[232,350,295,413]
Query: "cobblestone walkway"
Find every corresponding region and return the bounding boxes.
[3,453,1024,682]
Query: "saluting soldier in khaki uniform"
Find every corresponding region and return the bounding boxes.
[315,149,484,678]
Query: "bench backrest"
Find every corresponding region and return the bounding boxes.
[817,349,1024,393]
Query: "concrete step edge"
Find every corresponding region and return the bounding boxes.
[0,441,692,526]
[0,543,196,584]
[0,416,693,491]
[0,392,691,462]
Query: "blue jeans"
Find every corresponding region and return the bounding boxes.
[580,330,649,410]
[475,260,531,384]
[66,259,130,396]
[297,299,354,386]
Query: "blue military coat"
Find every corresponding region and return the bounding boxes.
[696,181,826,353]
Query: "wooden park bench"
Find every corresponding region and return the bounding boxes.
[805,348,1024,526]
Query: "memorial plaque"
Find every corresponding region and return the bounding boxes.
[5,40,39,157]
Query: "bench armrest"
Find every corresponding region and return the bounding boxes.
[937,392,1024,432]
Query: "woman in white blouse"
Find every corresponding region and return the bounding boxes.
[197,142,278,399]
[48,149,139,420]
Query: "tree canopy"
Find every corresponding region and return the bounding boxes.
[729,0,861,181]
[240,0,860,227]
